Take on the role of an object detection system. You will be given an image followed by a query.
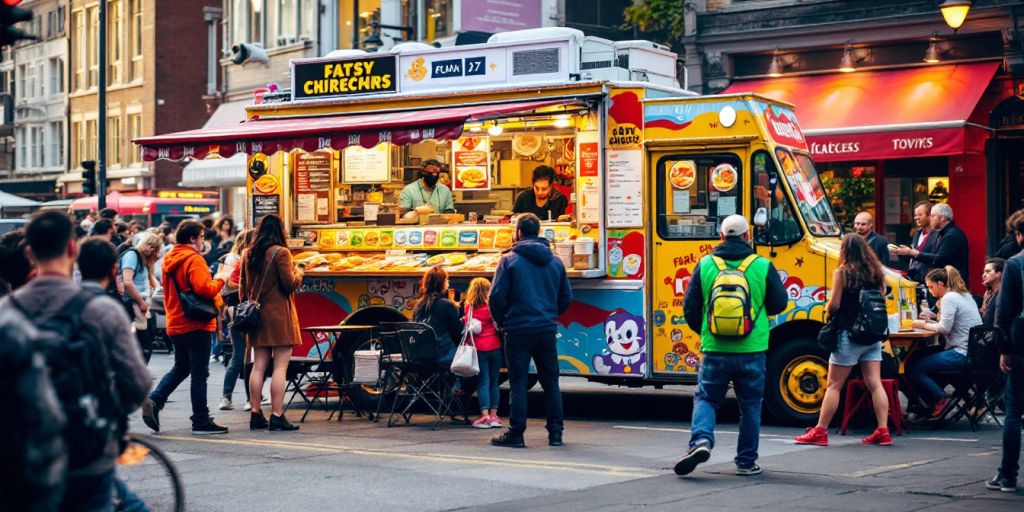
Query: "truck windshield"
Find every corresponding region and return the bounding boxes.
[774,147,841,237]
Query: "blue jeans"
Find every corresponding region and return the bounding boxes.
[477,349,502,411]
[149,329,212,428]
[61,470,114,512]
[507,332,563,435]
[114,477,151,512]
[1000,356,1024,481]
[690,352,766,468]
[222,324,247,398]
[906,349,966,404]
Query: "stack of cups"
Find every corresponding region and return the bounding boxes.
[555,242,574,269]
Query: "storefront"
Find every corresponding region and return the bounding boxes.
[724,61,1006,291]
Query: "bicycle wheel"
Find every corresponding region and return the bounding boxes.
[116,433,185,512]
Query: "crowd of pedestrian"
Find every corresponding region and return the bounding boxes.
[2,193,1024,511]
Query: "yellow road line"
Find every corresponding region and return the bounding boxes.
[842,458,941,478]
[158,435,656,478]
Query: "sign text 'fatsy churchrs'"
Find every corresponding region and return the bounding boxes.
[293,55,398,100]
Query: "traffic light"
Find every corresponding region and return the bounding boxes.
[0,0,35,49]
[81,160,96,195]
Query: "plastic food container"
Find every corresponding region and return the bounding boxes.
[555,242,574,268]
[574,237,596,255]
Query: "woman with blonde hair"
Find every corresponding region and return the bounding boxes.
[242,215,303,431]
[795,234,892,447]
[463,277,504,428]
[908,265,982,419]
[216,228,256,410]
[120,232,164,363]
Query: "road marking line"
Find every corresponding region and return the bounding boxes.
[968,450,999,457]
[842,458,941,478]
[158,435,656,478]
[903,437,978,443]
[613,425,787,438]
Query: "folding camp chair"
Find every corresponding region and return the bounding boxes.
[935,325,1004,430]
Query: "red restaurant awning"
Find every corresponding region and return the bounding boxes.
[722,62,999,162]
[135,99,575,162]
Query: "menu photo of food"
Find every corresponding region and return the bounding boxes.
[710,163,738,193]
[669,160,696,190]
[454,136,491,190]
[513,134,542,157]
[455,166,488,189]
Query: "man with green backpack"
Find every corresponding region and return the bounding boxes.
[675,215,788,477]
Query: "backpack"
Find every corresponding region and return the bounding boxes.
[0,305,66,512]
[850,287,889,345]
[116,247,143,297]
[706,254,760,338]
[10,289,126,472]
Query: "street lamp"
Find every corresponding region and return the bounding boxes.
[766,48,798,77]
[924,33,953,63]
[939,0,971,31]
[839,44,858,73]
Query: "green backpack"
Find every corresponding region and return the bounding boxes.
[706,254,759,338]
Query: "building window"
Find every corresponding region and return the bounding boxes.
[16,127,25,168]
[49,121,63,168]
[129,0,142,80]
[276,0,296,46]
[0,69,12,94]
[29,126,40,168]
[37,63,45,97]
[73,121,84,166]
[300,0,316,40]
[56,6,65,36]
[26,64,35,99]
[128,112,142,165]
[108,0,122,85]
[107,115,121,167]
[17,64,26,100]
[73,10,85,90]
[49,57,64,95]
[88,6,99,88]
[85,118,97,162]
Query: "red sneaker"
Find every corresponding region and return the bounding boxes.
[861,427,893,446]
[929,398,951,419]
[794,426,828,446]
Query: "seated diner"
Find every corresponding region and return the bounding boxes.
[908,266,982,419]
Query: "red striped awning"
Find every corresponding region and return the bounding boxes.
[722,62,999,162]
[134,99,573,162]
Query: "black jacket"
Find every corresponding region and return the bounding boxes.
[995,234,1020,260]
[995,252,1024,356]
[913,221,970,288]
[413,297,461,362]
[905,228,938,282]
[489,235,573,336]
[682,238,789,333]
[865,231,894,268]
[512,189,568,221]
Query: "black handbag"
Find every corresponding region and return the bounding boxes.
[169,266,218,323]
[232,248,280,334]
[817,319,839,353]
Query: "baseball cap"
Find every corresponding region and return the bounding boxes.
[720,215,749,237]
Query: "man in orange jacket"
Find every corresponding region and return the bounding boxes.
[142,220,227,435]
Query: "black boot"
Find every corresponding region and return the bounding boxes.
[250,411,268,430]
[269,414,299,431]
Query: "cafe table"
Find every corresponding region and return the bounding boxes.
[886,328,942,412]
[298,324,378,421]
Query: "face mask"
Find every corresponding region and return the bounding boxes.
[422,173,439,187]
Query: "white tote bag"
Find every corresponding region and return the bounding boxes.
[451,307,480,377]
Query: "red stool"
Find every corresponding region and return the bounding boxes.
[840,378,910,436]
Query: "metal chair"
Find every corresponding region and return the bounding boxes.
[935,325,1004,430]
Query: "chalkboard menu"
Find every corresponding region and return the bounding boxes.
[294,152,333,223]
[253,194,280,221]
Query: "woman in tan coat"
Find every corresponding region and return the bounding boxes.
[240,214,303,431]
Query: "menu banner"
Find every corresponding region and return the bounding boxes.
[294,151,333,223]
[606,149,643,228]
[314,225,571,252]
[343,143,390,183]
[292,55,398,101]
[253,194,280,221]
[452,136,491,190]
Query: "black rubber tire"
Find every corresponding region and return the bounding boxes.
[765,336,829,426]
[334,306,407,412]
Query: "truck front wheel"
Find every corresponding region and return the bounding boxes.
[764,337,828,425]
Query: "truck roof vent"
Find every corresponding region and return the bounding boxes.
[512,47,562,76]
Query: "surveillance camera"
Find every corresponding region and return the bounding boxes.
[231,43,268,65]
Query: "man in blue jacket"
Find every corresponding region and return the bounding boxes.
[489,213,573,448]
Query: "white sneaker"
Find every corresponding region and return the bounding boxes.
[243,401,252,410]
[218,397,233,410]
[261,396,271,406]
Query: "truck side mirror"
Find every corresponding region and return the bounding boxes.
[754,207,768,227]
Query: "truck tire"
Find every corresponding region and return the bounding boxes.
[334,306,407,413]
[765,336,828,425]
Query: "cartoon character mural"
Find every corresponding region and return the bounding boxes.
[593,310,647,375]
[360,279,417,312]
[772,270,827,325]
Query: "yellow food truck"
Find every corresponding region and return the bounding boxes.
[136,28,914,424]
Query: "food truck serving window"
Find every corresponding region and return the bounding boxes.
[774,147,841,237]
[657,154,742,240]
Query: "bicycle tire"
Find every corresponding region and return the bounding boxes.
[117,433,185,512]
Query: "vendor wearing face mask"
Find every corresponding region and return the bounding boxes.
[399,159,455,215]
[512,166,568,221]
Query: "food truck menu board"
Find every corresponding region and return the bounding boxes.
[606,149,643,227]
[343,144,390,183]
[453,136,490,190]
[253,194,280,221]
[294,152,333,223]
[314,224,577,252]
